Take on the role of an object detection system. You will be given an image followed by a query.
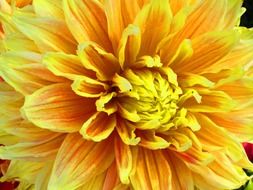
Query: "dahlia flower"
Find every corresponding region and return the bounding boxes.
[0,0,253,189]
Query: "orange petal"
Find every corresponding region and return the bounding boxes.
[134,0,172,56]
[114,136,136,184]
[173,31,239,74]
[80,112,116,142]
[185,89,237,113]
[130,147,172,190]
[104,0,141,52]
[164,151,194,190]
[77,42,120,81]
[22,83,96,132]
[48,133,114,190]
[63,0,112,52]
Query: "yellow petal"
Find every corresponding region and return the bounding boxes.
[43,52,96,80]
[78,42,120,81]
[48,133,114,190]
[33,0,64,20]
[104,0,141,52]
[3,32,38,52]
[80,112,116,142]
[134,0,172,56]
[117,24,141,69]
[0,51,65,95]
[130,148,172,190]
[116,119,141,146]
[0,134,65,161]
[35,161,53,190]
[138,130,171,150]
[63,0,112,51]
[71,76,108,98]
[96,92,117,115]
[22,83,96,132]
[12,10,76,53]
[1,160,44,184]
[195,113,246,162]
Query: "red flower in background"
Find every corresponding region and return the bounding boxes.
[244,143,253,162]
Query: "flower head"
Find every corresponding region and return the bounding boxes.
[0,0,253,189]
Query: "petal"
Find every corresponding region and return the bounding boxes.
[0,51,65,95]
[173,31,239,74]
[33,0,64,20]
[95,92,117,115]
[137,131,171,150]
[104,0,141,52]
[80,112,116,142]
[1,160,44,184]
[117,24,141,69]
[77,42,120,81]
[35,162,53,190]
[116,119,141,146]
[63,0,112,51]
[130,148,172,190]
[71,76,108,98]
[185,89,237,113]
[3,32,38,52]
[0,134,65,161]
[164,151,194,190]
[194,113,246,162]
[22,83,96,132]
[114,136,136,184]
[191,153,249,190]
[48,133,114,190]
[12,10,76,53]
[208,113,253,142]
[134,0,172,56]
[43,52,96,80]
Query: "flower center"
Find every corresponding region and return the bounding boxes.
[116,68,189,132]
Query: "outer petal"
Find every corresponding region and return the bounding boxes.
[63,0,112,51]
[173,31,239,74]
[134,0,172,56]
[12,10,76,53]
[0,134,65,161]
[0,51,65,95]
[0,160,44,185]
[104,0,141,52]
[33,0,64,20]
[130,147,172,190]
[48,133,114,190]
[195,113,246,162]
[22,83,96,132]
[114,136,136,184]
[164,151,194,190]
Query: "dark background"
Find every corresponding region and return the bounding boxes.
[241,0,253,27]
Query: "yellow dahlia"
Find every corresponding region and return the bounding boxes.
[0,0,253,189]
